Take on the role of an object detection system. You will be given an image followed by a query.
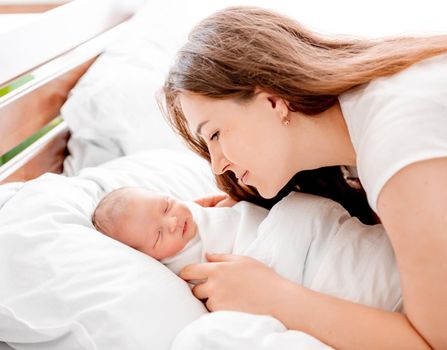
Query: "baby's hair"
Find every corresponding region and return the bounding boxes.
[92,187,133,236]
[92,186,164,238]
[92,186,160,236]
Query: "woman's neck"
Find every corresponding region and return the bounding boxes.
[290,101,356,171]
[330,101,357,166]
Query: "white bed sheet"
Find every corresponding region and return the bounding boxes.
[0,149,356,350]
[169,192,401,350]
[0,343,13,350]
[172,311,333,350]
[0,150,216,350]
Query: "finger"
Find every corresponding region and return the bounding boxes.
[187,278,208,286]
[215,196,238,207]
[179,262,214,281]
[194,194,229,207]
[205,298,216,312]
[192,282,210,300]
[193,197,209,207]
[205,253,243,262]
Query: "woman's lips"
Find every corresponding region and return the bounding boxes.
[241,171,248,185]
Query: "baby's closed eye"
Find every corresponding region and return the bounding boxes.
[153,229,163,248]
[164,198,171,214]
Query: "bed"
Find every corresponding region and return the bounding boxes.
[0,1,406,349]
[0,0,173,182]
[0,1,271,348]
[0,1,215,348]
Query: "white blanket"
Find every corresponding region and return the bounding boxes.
[162,201,268,275]
[167,192,401,311]
[0,151,401,350]
[172,311,333,350]
[170,192,402,350]
[0,150,216,350]
[250,192,402,311]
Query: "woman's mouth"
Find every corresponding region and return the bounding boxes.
[241,171,249,185]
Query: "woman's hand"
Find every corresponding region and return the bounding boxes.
[182,253,432,350]
[194,194,238,208]
[180,253,286,315]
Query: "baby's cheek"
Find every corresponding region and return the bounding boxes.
[164,239,185,258]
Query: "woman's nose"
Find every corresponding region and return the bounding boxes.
[165,216,178,233]
[209,146,229,175]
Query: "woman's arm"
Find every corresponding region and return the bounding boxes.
[276,277,430,350]
[181,254,431,350]
[377,157,447,350]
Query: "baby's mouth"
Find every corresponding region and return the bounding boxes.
[182,219,188,236]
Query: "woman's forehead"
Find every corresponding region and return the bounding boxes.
[179,92,239,126]
[179,92,214,116]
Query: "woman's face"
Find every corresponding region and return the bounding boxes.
[179,91,300,198]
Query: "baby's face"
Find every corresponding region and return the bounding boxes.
[115,190,197,260]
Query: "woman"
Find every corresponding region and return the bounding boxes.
[161,6,447,350]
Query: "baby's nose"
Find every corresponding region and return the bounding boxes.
[166,216,178,233]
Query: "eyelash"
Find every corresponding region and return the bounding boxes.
[209,131,220,141]
[154,230,162,247]
[154,199,170,247]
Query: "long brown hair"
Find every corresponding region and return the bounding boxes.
[161,6,447,224]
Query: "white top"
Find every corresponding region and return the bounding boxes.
[339,52,447,212]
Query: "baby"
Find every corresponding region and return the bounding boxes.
[93,186,402,312]
[93,186,200,260]
[93,186,267,274]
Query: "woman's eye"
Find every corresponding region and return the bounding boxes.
[209,131,220,141]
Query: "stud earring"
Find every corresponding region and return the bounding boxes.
[283,119,290,126]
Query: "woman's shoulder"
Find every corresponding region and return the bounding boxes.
[341,52,447,105]
[339,51,447,148]
[339,52,447,212]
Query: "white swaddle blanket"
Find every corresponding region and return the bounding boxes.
[169,192,402,350]
[161,201,268,275]
[165,192,401,311]
[248,192,402,311]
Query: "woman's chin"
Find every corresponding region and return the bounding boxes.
[257,186,281,199]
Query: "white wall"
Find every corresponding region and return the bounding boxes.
[162,0,447,38]
[0,1,70,4]
[1,0,446,37]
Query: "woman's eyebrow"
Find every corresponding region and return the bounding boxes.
[196,121,209,136]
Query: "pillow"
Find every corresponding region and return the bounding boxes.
[60,20,183,175]
[0,150,217,350]
[61,0,277,175]
[61,1,202,175]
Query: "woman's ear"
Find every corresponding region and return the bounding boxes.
[255,88,289,120]
[267,95,289,121]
